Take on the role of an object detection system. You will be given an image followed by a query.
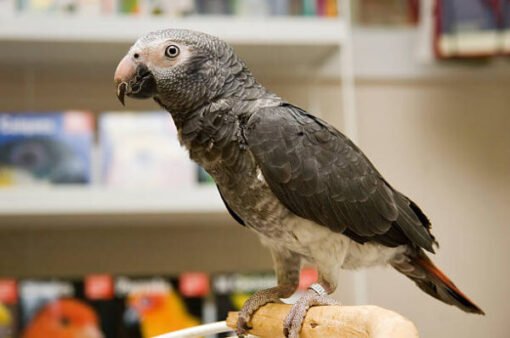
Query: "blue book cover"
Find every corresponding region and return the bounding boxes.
[0,112,93,186]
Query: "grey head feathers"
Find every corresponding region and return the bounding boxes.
[132,29,262,114]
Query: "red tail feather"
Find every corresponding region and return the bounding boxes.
[393,250,484,315]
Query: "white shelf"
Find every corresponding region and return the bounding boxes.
[0,185,225,216]
[0,16,345,78]
[0,15,345,45]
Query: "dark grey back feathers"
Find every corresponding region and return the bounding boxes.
[245,103,437,252]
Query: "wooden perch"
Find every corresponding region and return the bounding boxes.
[226,303,419,338]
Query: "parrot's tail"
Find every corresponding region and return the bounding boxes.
[391,249,484,315]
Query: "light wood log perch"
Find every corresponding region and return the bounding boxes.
[226,303,419,338]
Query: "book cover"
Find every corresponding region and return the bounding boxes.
[302,0,316,16]
[197,165,214,184]
[142,0,194,16]
[18,279,105,338]
[234,0,270,16]
[289,0,302,16]
[435,0,500,58]
[118,0,140,14]
[269,0,290,16]
[325,0,337,17]
[99,111,195,188]
[195,0,229,15]
[0,279,18,338]
[115,274,209,338]
[212,271,276,336]
[17,0,98,13]
[503,0,510,53]
[17,0,55,12]
[0,112,93,186]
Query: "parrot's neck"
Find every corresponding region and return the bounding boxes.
[162,87,281,181]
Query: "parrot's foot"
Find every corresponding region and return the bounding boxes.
[236,286,293,337]
[283,283,339,338]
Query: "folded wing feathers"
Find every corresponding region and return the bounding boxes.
[246,104,435,251]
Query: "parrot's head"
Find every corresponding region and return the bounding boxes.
[114,29,244,112]
[22,299,103,338]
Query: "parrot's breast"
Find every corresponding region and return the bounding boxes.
[218,165,406,271]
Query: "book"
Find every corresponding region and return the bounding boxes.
[195,0,229,15]
[302,0,316,16]
[115,274,209,338]
[17,0,103,13]
[435,0,500,58]
[0,111,93,186]
[269,0,290,16]
[0,279,18,338]
[99,111,195,188]
[325,0,337,17]
[353,0,416,26]
[233,0,270,16]
[19,278,108,338]
[142,0,194,16]
[504,0,510,53]
[212,271,276,336]
[197,165,214,184]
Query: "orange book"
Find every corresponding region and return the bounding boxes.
[325,0,338,17]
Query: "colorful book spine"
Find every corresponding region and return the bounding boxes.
[269,0,290,16]
[302,0,316,16]
[325,0,337,17]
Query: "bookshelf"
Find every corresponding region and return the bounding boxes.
[0,16,345,45]
[0,185,224,216]
[0,185,234,228]
[0,16,346,79]
[0,2,356,227]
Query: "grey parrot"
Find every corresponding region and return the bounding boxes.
[114,29,484,337]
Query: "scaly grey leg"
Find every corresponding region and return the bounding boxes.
[283,278,339,338]
[237,248,301,336]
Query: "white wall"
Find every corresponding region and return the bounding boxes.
[354,80,510,338]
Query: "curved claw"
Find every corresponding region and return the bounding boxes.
[236,286,285,337]
[236,316,252,337]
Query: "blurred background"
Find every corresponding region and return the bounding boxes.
[0,0,509,337]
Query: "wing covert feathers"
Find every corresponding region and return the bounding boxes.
[245,103,437,252]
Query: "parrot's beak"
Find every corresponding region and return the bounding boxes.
[114,55,157,106]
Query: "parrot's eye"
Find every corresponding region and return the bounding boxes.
[59,316,71,327]
[165,45,180,58]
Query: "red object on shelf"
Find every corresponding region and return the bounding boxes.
[85,275,114,300]
[0,279,17,304]
[179,272,210,297]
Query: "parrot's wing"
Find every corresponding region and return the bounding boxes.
[245,103,436,252]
